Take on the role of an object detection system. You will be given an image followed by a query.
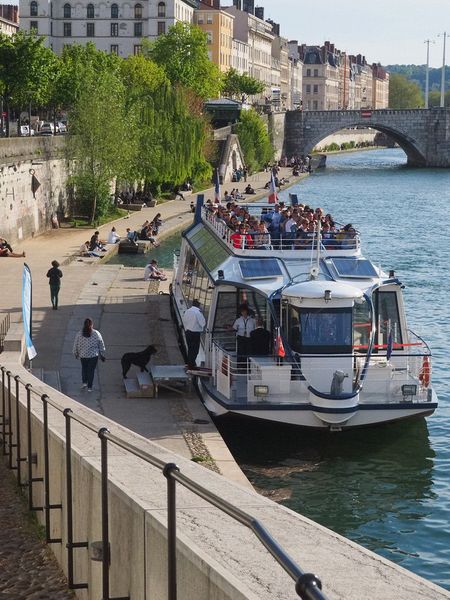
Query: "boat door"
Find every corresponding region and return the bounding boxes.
[282,281,366,396]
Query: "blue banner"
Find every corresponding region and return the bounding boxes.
[22,263,37,360]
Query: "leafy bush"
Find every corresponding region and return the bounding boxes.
[235,109,274,172]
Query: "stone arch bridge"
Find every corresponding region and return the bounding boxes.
[280,108,450,167]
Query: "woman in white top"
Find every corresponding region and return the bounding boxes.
[73,318,106,392]
[107,227,120,244]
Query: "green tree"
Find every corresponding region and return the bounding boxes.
[67,68,131,223]
[235,109,273,172]
[428,89,450,107]
[222,68,265,102]
[388,73,424,109]
[0,31,57,135]
[146,22,222,99]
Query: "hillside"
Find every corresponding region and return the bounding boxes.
[386,64,450,92]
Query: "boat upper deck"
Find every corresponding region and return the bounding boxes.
[202,203,361,259]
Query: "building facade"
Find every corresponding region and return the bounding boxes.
[225,4,274,105]
[300,43,339,111]
[372,63,389,109]
[19,0,198,56]
[194,0,233,72]
[0,4,18,35]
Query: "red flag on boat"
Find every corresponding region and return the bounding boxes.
[268,170,277,204]
[276,332,286,358]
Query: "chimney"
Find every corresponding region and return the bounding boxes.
[242,0,255,14]
[255,6,264,20]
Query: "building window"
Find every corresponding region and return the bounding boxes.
[63,3,71,18]
[111,3,118,18]
[110,44,119,55]
[86,22,94,36]
[30,1,38,16]
[134,44,142,55]
[157,21,165,35]
[207,14,213,24]
[306,68,311,77]
[63,21,71,36]
[157,1,165,17]
[86,3,94,18]
[197,14,203,24]
[134,3,142,18]
[313,84,318,94]
[30,20,38,31]
[134,21,142,37]
[50,21,52,34]
[206,31,212,44]
[50,2,52,16]
[306,84,311,93]
[110,22,118,36]
[313,100,318,110]
[313,68,318,77]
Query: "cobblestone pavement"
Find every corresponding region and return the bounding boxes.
[0,460,73,600]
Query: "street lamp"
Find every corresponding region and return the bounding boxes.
[424,39,435,109]
[437,32,449,108]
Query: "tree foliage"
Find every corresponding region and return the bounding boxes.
[146,22,222,99]
[388,73,424,109]
[235,109,273,172]
[428,90,450,107]
[0,31,57,133]
[222,68,265,101]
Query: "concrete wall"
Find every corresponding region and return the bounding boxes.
[0,137,68,244]
[1,332,450,600]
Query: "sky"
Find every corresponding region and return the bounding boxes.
[259,0,450,67]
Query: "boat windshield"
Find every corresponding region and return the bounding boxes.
[287,306,353,354]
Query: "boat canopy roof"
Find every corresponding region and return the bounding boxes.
[282,280,364,300]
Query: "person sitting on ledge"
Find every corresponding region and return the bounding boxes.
[0,238,25,258]
[80,241,103,258]
[244,184,255,195]
[89,231,107,253]
[144,259,167,281]
[107,227,120,244]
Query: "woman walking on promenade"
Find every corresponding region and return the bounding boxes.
[46,260,63,309]
[72,318,106,392]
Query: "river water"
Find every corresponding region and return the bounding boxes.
[112,148,450,589]
[219,148,450,590]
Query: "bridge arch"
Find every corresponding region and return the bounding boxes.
[305,122,426,166]
[281,109,450,168]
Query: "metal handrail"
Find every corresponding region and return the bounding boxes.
[0,363,329,600]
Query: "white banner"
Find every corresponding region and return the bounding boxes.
[22,263,37,360]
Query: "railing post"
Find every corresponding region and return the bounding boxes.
[64,408,89,591]
[1,366,6,455]
[163,462,180,600]
[99,427,111,600]
[42,393,62,544]
[295,573,325,600]
[14,375,23,483]
[7,370,12,467]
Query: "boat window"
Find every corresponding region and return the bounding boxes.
[353,297,371,353]
[181,248,213,320]
[374,290,403,349]
[288,306,352,354]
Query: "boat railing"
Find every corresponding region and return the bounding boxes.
[202,206,361,255]
[210,338,433,404]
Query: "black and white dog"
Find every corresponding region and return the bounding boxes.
[121,345,157,378]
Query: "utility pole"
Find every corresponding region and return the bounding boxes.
[424,39,434,109]
[438,32,449,108]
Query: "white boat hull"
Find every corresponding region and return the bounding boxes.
[198,379,438,430]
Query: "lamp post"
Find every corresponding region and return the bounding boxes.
[438,32,449,108]
[424,39,435,109]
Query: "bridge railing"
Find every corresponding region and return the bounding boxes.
[0,364,328,600]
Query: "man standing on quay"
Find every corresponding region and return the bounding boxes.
[183,299,206,370]
[46,260,63,310]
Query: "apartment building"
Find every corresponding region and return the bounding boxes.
[194,0,234,72]
[232,37,249,73]
[19,0,198,55]
[300,43,340,111]
[288,40,303,109]
[224,4,274,105]
[372,63,389,109]
[0,4,19,35]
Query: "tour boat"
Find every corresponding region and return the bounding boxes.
[170,198,438,430]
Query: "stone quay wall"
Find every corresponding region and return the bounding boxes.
[0,137,68,244]
[1,328,450,600]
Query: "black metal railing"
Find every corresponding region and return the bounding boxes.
[0,364,329,600]
[0,312,11,353]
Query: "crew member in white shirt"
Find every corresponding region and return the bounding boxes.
[232,303,256,370]
[183,299,206,370]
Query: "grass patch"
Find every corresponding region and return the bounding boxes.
[67,207,129,228]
